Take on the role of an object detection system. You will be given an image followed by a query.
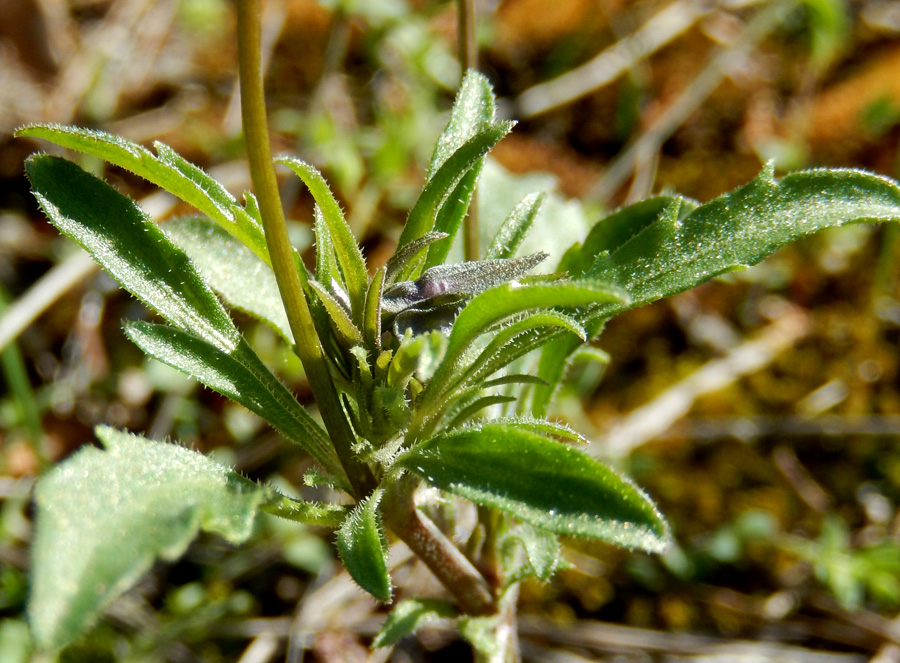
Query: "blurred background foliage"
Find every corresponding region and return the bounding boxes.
[3,0,900,660]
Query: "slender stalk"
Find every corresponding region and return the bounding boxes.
[235,0,373,498]
[457,0,478,72]
[458,0,480,262]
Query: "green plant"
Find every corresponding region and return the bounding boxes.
[16,2,900,660]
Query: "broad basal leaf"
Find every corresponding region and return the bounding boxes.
[30,427,269,650]
[164,216,292,342]
[336,490,392,602]
[123,322,346,486]
[396,424,669,552]
[25,155,240,353]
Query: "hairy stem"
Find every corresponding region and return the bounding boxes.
[235,0,373,498]
[383,476,496,616]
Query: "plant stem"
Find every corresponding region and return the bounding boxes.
[457,0,478,72]
[383,476,496,616]
[458,0,480,262]
[235,0,373,499]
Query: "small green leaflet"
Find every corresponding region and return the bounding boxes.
[336,490,392,602]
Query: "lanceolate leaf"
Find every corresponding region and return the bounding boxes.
[589,165,900,318]
[16,125,268,262]
[26,155,240,353]
[277,156,369,322]
[164,216,292,342]
[396,424,669,552]
[533,166,900,416]
[30,427,269,650]
[384,232,449,284]
[485,192,545,260]
[441,280,627,375]
[423,166,482,269]
[429,70,497,178]
[396,123,514,265]
[308,279,365,348]
[336,490,392,602]
[123,322,346,485]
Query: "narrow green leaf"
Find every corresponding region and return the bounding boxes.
[449,314,583,400]
[17,125,269,262]
[429,70,497,178]
[164,216,292,343]
[589,166,900,318]
[276,157,369,322]
[364,267,385,353]
[423,165,482,269]
[443,281,626,376]
[308,279,365,348]
[262,495,348,527]
[313,205,340,289]
[396,123,514,266]
[123,322,346,485]
[384,232,449,285]
[336,490,392,602]
[26,155,239,353]
[373,599,457,648]
[396,424,669,551]
[30,426,269,650]
[443,394,517,430]
[480,374,548,389]
[485,192,545,260]
[486,416,589,445]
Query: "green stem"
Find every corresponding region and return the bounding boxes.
[458,0,480,262]
[235,0,373,499]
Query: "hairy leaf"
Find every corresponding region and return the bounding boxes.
[276,157,368,321]
[384,232,449,284]
[424,166,481,269]
[373,599,457,648]
[590,166,900,317]
[429,70,497,178]
[17,125,268,262]
[123,322,345,484]
[262,495,349,527]
[336,490,392,602]
[485,192,545,260]
[396,424,669,551]
[504,524,563,583]
[164,216,292,342]
[308,278,365,348]
[26,155,239,353]
[396,123,514,268]
[30,427,268,650]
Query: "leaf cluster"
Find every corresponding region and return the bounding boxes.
[17,69,900,650]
